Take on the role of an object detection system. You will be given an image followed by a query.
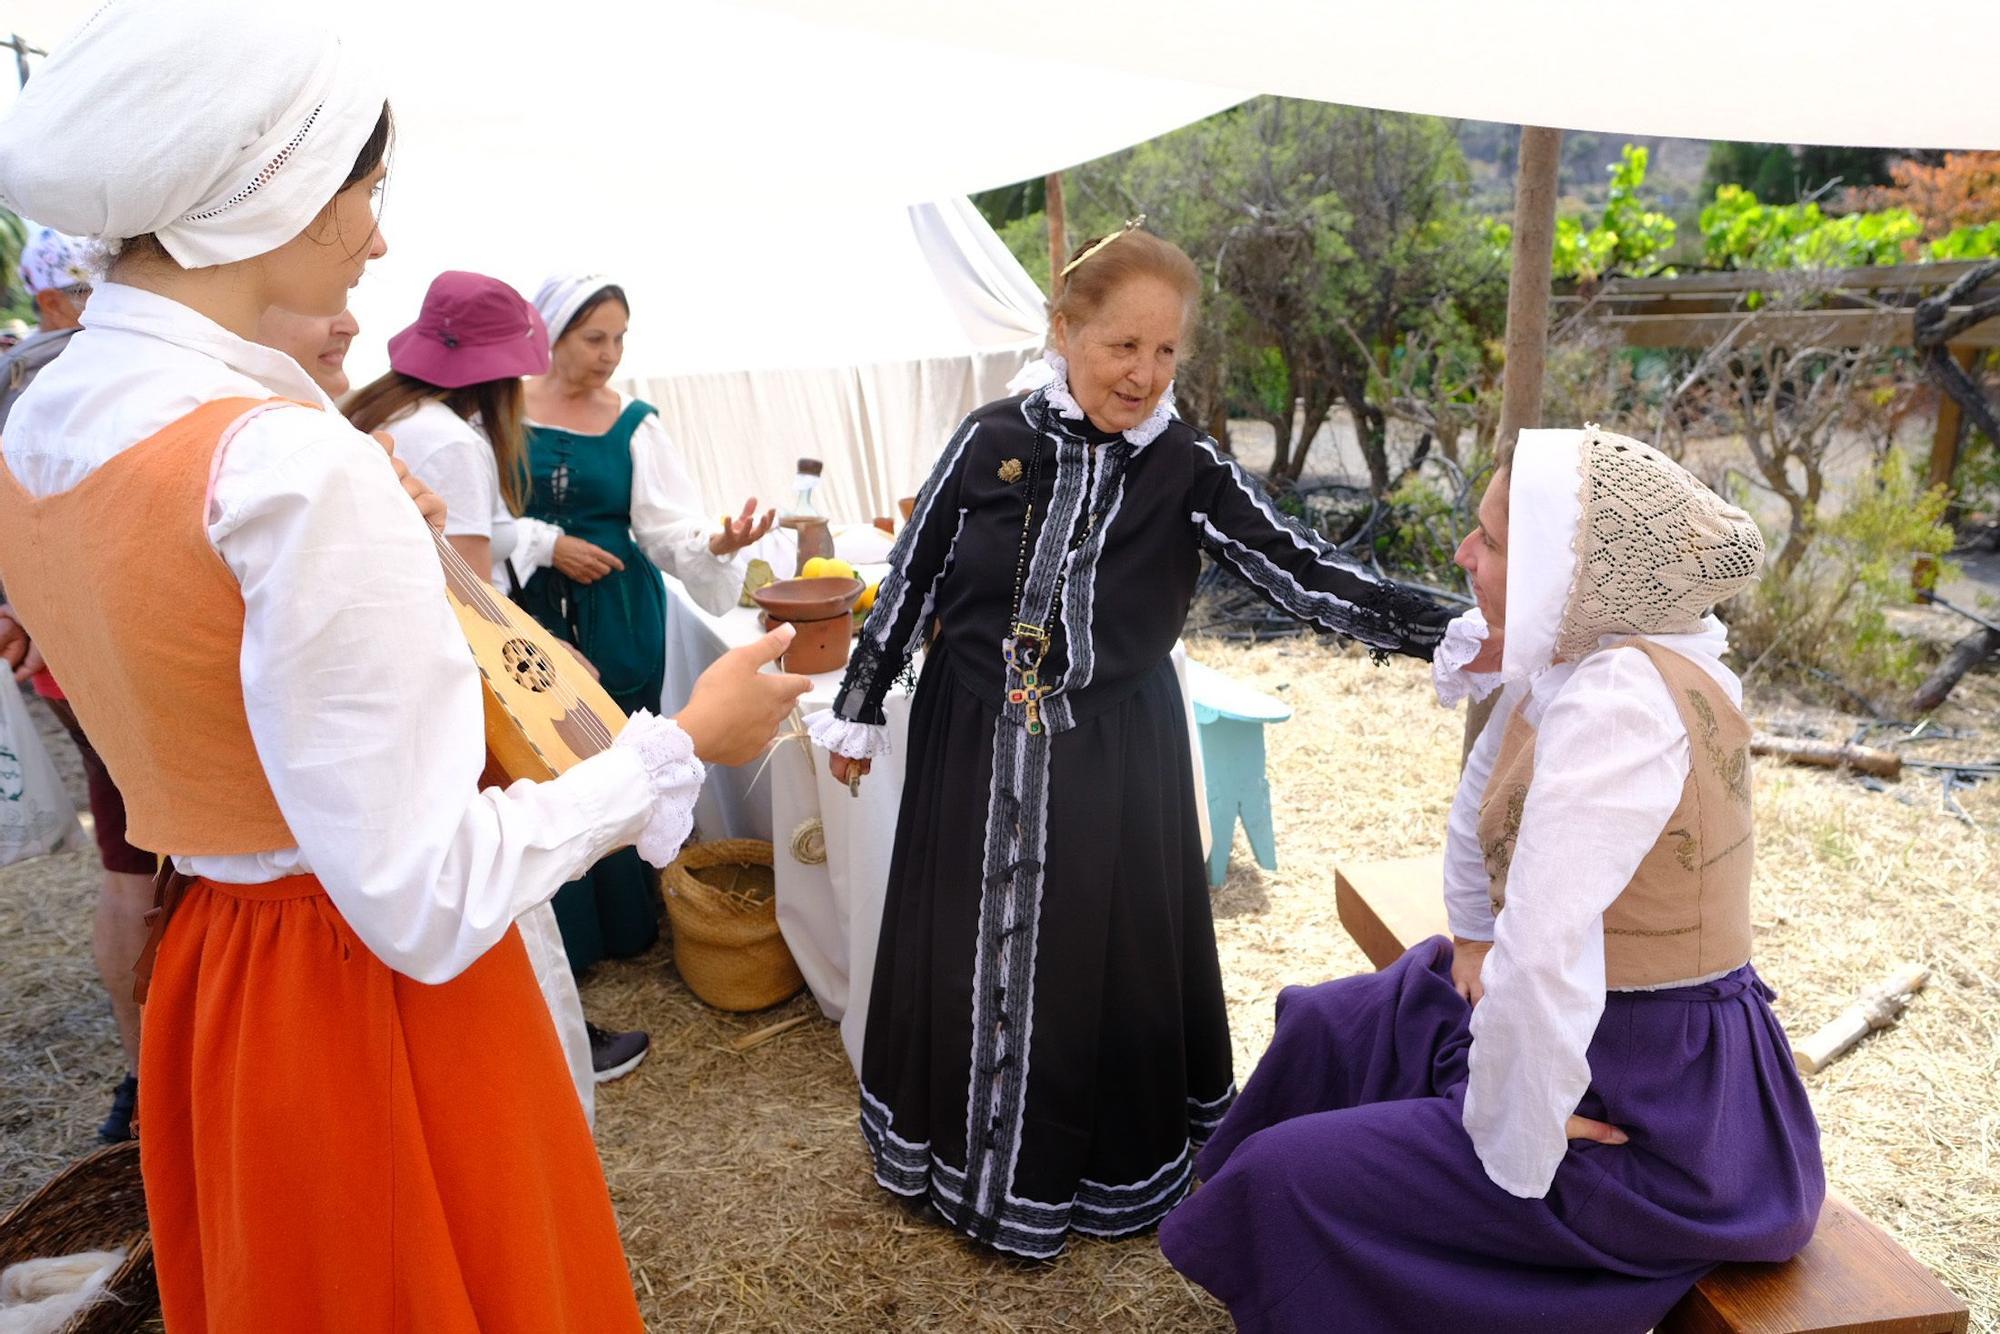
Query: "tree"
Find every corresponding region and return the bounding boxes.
[1655,273,1904,580]
[1701,142,1908,205]
[1068,98,1505,492]
[1845,151,2000,239]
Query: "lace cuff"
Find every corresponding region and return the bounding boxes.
[1432,608,1506,709]
[808,710,893,760]
[612,709,706,866]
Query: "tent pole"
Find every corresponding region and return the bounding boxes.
[1046,171,1069,284]
[1495,126,1563,468]
[1463,124,1563,764]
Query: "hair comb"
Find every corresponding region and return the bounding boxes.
[1059,214,1148,279]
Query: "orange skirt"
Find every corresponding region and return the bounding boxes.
[137,876,644,1332]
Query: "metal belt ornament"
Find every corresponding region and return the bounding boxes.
[1004,622,1052,735]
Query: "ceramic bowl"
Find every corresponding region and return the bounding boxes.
[752,576,864,623]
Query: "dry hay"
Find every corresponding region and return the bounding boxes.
[2,648,1996,1331]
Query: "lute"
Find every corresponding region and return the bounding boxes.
[429,528,625,782]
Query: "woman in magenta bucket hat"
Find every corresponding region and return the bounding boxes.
[387,269,550,386]
[349,271,553,584]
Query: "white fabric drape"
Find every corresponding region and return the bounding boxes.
[634,344,1036,538]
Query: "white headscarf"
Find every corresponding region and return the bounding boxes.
[532,274,618,351]
[1498,429,1592,681]
[0,0,388,269]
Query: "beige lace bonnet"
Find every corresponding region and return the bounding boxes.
[1555,425,1764,660]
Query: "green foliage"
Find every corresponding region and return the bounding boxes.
[1693,184,2000,273]
[1699,186,1921,269]
[971,179,1046,229]
[993,210,1054,295]
[1245,346,1291,421]
[0,209,32,323]
[1729,452,1957,699]
[1374,472,1467,585]
[1490,146,1676,282]
[1927,220,2000,260]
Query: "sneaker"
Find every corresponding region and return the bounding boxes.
[586,1022,649,1083]
[98,1073,137,1144]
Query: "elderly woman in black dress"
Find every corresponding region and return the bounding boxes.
[810,225,1450,1258]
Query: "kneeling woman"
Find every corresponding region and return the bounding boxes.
[1161,427,1824,1332]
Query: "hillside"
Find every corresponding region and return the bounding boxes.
[1456,119,1712,215]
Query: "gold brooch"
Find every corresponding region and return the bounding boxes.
[998,458,1023,483]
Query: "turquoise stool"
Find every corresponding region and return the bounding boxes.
[1186,659,1292,888]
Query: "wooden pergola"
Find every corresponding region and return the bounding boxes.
[1550,259,2000,493]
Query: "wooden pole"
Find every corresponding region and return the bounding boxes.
[1463,126,1563,763]
[1926,345,1980,493]
[1045,171,1069,286]
[1494,126,1564,469]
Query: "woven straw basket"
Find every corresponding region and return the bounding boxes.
[662,839,804,1012]
[0,1140,157,1333]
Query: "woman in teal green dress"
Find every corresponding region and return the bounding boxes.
[518,275,774,973]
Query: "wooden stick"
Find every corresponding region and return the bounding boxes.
[1045,170,1068,283]
[1793,964,1931,1075]
[1750,731,1902,779]
[1911,624,2000,715]
[729,1013,813,1054]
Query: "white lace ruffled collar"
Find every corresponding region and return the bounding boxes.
[1029,351,1177,449]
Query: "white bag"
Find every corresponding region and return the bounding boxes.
[0,679,82,868]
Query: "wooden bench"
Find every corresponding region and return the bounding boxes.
[1186,659,1292,889]
[1332,856,1971,1334]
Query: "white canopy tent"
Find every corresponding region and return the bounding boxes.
[629,195,1051,522]
[7,0,1241,517]
[742,0,2000,150]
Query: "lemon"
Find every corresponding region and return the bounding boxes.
[854,581,879,614]
[802,556,858,582]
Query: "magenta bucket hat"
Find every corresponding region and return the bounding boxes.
[387,271,551,388]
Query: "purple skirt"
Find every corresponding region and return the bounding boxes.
[1160,938,1823,1333]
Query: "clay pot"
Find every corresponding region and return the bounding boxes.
[753,576,865,674]
[897,496,917,522]
[779,516,835,573]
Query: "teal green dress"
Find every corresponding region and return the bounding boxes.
[519,399,669,970]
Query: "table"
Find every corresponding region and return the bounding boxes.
[660,568,1209,1075]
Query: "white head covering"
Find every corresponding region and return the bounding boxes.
[533,274,619,350]
[1501,425,1764,680]
[0,0,388,269]
[17,226,95,296]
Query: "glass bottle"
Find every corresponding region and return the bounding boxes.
[781,457,834,573]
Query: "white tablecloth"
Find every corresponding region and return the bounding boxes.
[659,570,1209,1075]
